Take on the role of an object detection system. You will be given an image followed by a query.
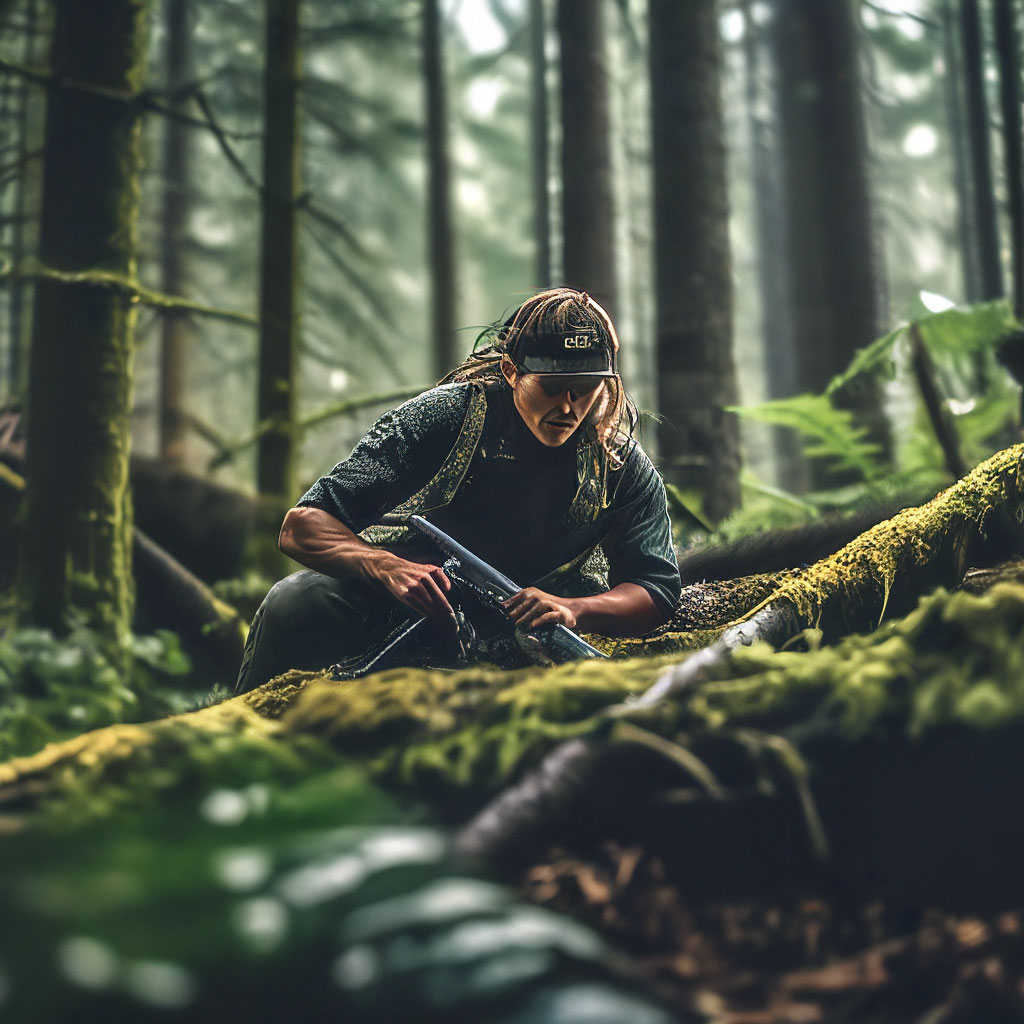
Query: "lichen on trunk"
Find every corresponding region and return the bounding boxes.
[16,0,149,654]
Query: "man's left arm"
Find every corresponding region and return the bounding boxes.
[501,581,663,636]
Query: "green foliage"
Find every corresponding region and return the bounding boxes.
[913,300,1018,355]
[0,622,196,762]
[824,322,906,396]
[706,474,821,545]
[212,571,277,622]
[662,482,716,542]
[727,301,1021,532]
[0,765,670,1023]
[728,393,887,482]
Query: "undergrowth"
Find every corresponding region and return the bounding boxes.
[0,621,211,762]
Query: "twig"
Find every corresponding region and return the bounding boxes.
[908,321,969,480]
[183,413,233,460]
[207,385,425,470]
[861,1,940,29]
[191,89,262,193]
[0,53,50,90]
[0,147,42,181]
[298,385,426,432]
[0,262,257,328]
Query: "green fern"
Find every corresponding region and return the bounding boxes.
[728,393,887,482]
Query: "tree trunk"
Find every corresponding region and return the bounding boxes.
[16,0,148,650]
[649,0,741,522]
[943,0,980,301]
[557,0,616,315]
[423,0,457,378]
[158,0,194,464]
[529,0,552,289]
[741,0,806,493]
[257,0,301,504]
[771,0,891,477]
[4,0,40,399]
[961,0,1004,300]
[994,0,1024,319]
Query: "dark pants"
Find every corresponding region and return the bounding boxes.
[234,570,406,694]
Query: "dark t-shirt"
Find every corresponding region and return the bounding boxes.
[297,382,681,615]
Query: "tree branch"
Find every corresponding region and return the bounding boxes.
[0,262,257,327]
[190,89,263,193]
[206,385,425,470]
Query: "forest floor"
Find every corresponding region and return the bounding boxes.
[522,842,1024,1023]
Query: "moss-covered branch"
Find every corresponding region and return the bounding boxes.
[0,262,258,327]
[207,385,426,468]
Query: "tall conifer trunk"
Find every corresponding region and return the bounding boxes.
[943,0,980,301]
[257,0,301,504]
[771,0,891,476]
[741,0,805,493]
[961,0,1003,300]
[557,0,616,315]
[649,0,741,521]
[159,0,193,464]
[17,0,148,647]
[6,0,40,397]
[423,0,457,377]
[994,0,1023,318]
[529,0,551,289]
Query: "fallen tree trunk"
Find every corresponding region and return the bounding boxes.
[0,462,246,677]
[2,445,1024,866]
[457,444,1024,863]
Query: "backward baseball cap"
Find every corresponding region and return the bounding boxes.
[502,290,618,376]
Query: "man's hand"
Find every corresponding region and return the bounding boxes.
[369,557,458,627]
[502,582,665,637]
[501,587,577,631]
[278,506,457,627]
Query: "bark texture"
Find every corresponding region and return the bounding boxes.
[742,0,805,492]
[557,0,616,315]
[17,0,148,645]
[649,0,742,522]
[158,0,194,464]
[961,0,1004,301]
[771,0,891,472]
[994,0,1024,319]
[423,0,457,377]
[530,0,552,289]
[257,0,301,503]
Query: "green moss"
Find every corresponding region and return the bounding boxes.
[271,581,1024,804]
[277,656,674,796]
[5,447,1024,824]
[763,443,1024,627]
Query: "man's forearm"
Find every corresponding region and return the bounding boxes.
[278,506,400,582]
[564,582,666,637]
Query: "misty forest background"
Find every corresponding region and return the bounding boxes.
[1,0,1024,1021]
[2,0,1023,642]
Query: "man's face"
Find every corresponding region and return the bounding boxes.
[502,359,607,446]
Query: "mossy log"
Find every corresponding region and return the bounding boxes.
[458,445,1024,862]
[0,463,246,677]
[2,446,1024,889]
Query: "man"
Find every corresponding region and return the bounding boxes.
[235,288,680,693]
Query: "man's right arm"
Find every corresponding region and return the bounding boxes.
[278,506,457,625]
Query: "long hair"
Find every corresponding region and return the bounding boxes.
[440,288,638,468]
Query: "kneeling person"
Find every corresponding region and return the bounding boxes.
[235,288,681,693]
